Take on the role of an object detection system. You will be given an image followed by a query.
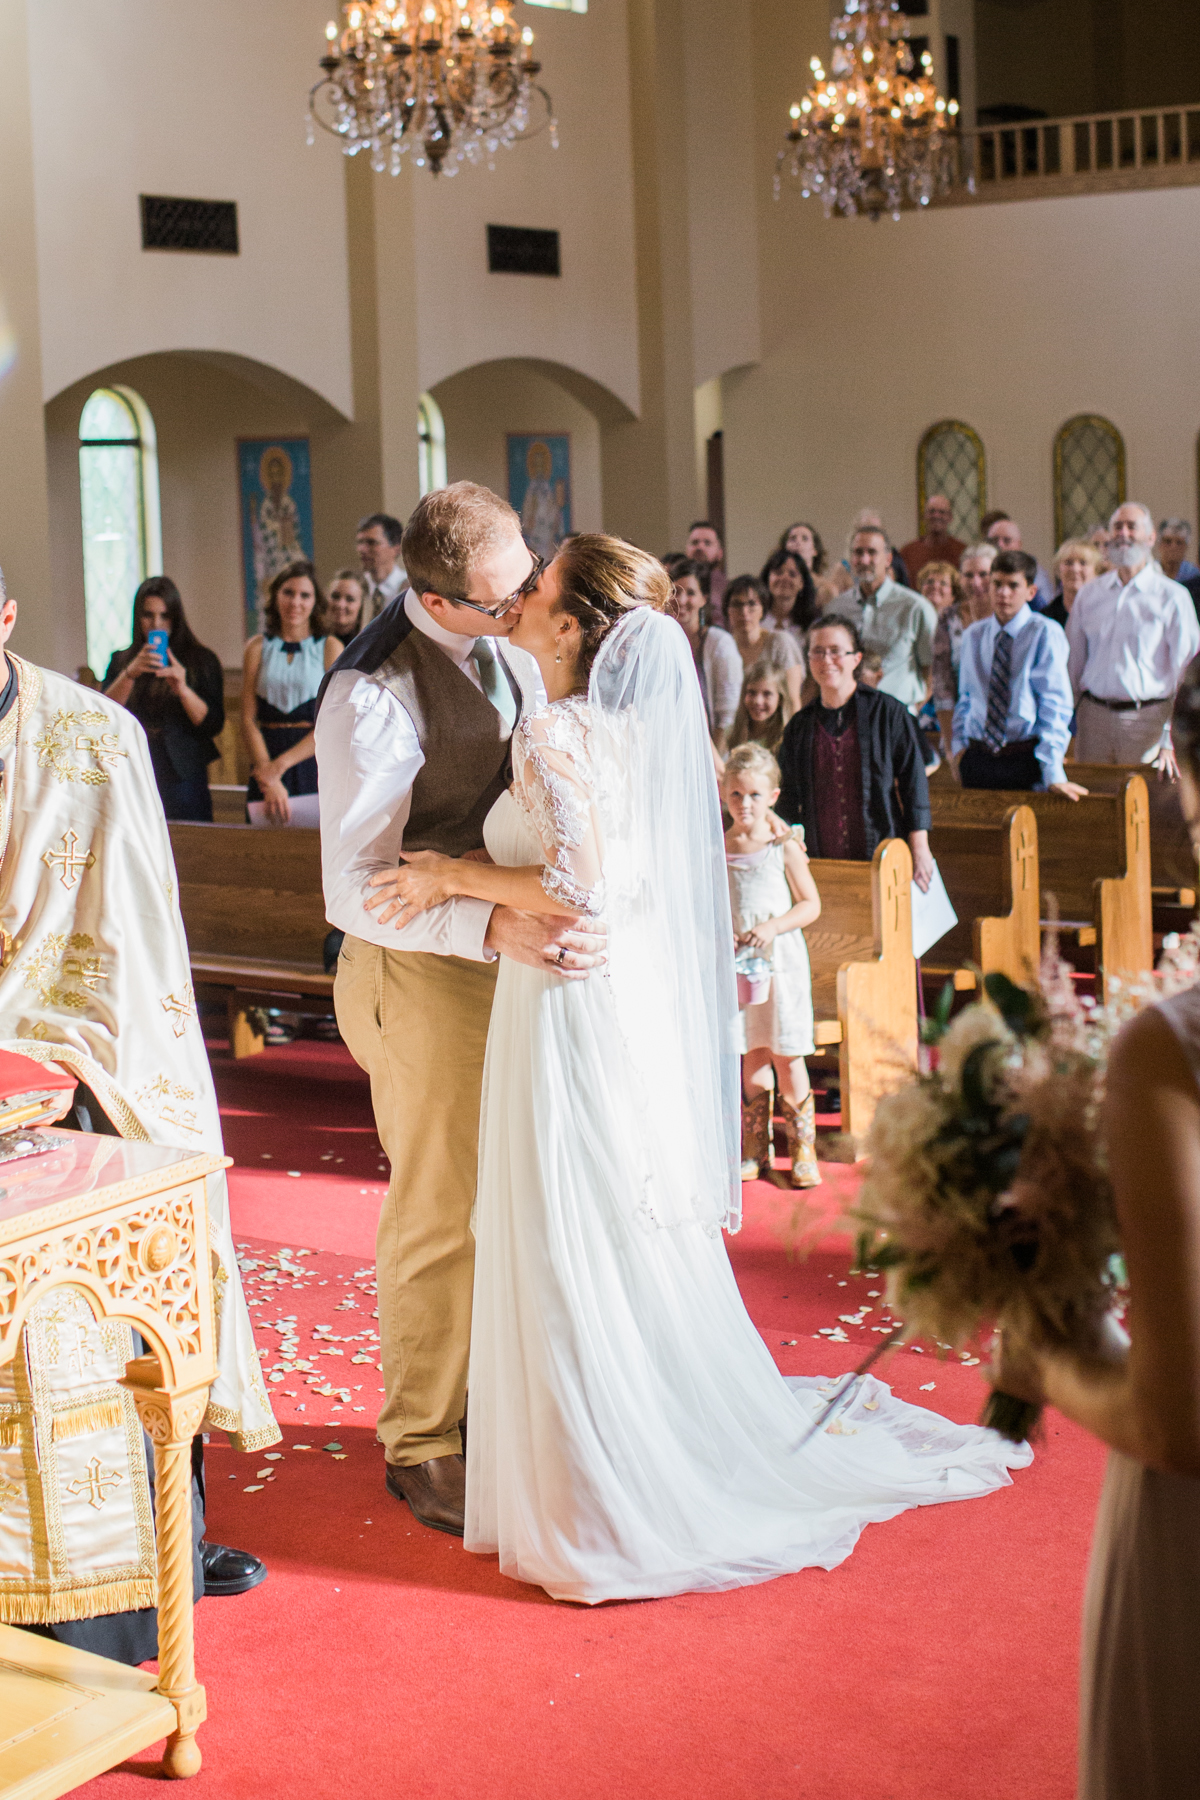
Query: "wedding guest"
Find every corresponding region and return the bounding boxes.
[776,615,934,891]
[670,556,741,754]
[723,743,822,1190]
[985,514,1054,609]
[900,494,966,582]
[1088,521,1112,561]
[1156,516,1200,584]
[917,560,964,617]
[327,568,367,645]
[837,526,936,710]
[685,520,727,622]
[1019,657,1200,1795]
[933,543,996,760]
[841,508,910,587]
[729,661,794,755]
[1045,538,1104,628]
[356,513,406,618]
[724,575,804,708]
[1067,502,1200,774]
[777,521,827,577]
[760,548,819,644]
[242,559,340,823]
[103,575,224,821]
[952,550,1083,797]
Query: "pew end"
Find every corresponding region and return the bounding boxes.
[807,839,918,1156]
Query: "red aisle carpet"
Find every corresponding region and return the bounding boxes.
[76,1039,1106,1800]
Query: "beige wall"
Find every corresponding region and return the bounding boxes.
[414,0,641,414]
[432,360,603,533]
[29,0,353,415]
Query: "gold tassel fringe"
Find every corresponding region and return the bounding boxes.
[52,1397,124,1442]
[0,1417,19,1448]
[0,1577,157,1626]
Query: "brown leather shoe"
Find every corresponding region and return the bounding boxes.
[385,1455,466,1537]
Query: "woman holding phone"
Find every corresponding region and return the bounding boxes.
[104,575,225,820]
[241,559,339,824]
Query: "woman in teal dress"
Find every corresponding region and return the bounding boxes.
[241,560,340,823]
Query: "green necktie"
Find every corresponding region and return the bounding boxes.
[470,637,518,736]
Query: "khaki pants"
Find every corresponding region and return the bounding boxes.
[1073,694,1172,765]
[334,937,497,1467]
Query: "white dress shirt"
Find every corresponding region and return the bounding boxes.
[363,564,406,618]
[315,589,541,959]
[1066,563,1200,704]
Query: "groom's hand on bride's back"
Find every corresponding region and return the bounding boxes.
[485,908,607,981]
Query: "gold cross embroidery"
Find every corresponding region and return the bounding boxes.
[161,986,196,1038]
[66,1457,125,1510]
[73,729,126,770]
[41,830,96,891]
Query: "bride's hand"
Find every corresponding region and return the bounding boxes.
[365,852,461,926]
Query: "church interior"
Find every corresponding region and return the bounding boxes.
[1,0,1198,1796]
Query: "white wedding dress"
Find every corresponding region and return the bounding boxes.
[465,674,1031,1604]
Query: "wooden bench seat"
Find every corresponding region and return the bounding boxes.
[1066,762,1198,921]
[928,775,1151,1001]
[168,822,331,1056]
[806,839,917,1156]
[926,803,1040,991]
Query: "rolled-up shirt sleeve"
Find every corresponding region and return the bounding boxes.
[315,669,494,959]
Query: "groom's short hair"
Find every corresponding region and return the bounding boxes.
[402,483,522,600]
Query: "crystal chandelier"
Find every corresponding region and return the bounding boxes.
[307,1,557,177]
[776,1,960,221]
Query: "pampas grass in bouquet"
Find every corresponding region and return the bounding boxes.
[855,935,1200,1443]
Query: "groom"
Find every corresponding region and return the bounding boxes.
[315,483,605,1536]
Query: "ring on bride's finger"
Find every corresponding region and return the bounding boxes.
[555,946,568,966]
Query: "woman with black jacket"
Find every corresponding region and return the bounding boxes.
[776,613,934,891]
[104,576,225,821]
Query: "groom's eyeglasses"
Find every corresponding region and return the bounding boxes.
[443,554,545,620]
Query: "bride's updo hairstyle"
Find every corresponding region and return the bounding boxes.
[552,535,672,685]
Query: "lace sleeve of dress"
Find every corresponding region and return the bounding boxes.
[514,707,606,915]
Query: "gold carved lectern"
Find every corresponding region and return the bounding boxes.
[0,1131,230,1795]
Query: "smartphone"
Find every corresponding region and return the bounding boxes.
[147,629,169,669]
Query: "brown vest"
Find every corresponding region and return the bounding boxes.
[372,629,521,856]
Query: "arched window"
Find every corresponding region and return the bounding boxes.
[418,392,448,498]
[916,420,986,544]
[1054,415,1125,547]
[78,385,162,679]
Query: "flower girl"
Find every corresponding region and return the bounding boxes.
[722,742,822,1187]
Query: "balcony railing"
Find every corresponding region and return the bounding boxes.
[938,104,1200,205]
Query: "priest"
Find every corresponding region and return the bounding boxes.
[0,573,277,1660]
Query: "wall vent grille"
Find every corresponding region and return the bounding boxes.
[486,224,560,276]
[140,195,239,254]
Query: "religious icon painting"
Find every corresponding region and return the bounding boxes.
[237,438,315,636]
[507,434,571,564]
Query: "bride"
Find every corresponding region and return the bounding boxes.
[369,534,1031,1604]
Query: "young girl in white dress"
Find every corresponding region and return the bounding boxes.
[372,534,1031,1606]
[723,743,822,1187]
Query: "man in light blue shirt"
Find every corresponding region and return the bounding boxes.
[952,550,1087,798]
[838,527,937,710]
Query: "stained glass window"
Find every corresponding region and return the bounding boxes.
[418,392,447,497]
[1054,415,1125,546]
[78,386,162,679]
[916,421,986,544]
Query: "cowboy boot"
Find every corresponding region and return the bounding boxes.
[740,1089,772,1181]
[781,1094,822,1189]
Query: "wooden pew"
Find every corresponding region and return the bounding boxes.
[1066,762,1198,919]
[168,822,331,1057]
[806,838,917,1155]
[928,775,1152,1002]
[925,803,1041,989]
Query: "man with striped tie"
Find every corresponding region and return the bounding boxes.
[951,549,1086,797]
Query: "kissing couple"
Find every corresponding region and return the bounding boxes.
[314,482,1028,1604]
